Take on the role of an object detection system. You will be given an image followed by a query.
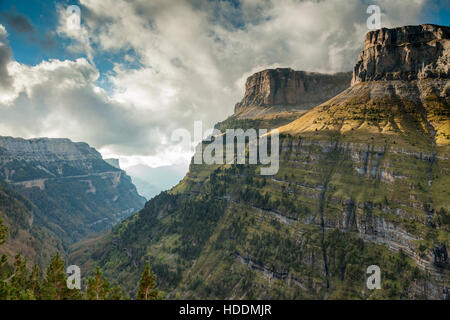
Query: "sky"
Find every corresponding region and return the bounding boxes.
[0,0,448,169]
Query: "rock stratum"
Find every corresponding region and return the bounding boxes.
[234,68,352,116]
[73,24,449,300]
[352,24,449,85]
[0,136,146,245]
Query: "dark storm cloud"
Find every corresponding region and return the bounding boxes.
[0,26,12,89]
[1,11,34,34]
[0,10,55,49]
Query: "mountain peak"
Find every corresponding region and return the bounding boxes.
[104,158,121,169]
[234,68,352,114]
[0,135,101,161]
[352,24,450,85]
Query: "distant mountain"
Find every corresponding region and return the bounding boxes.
[72,24,449,299]
[124,164,188,200]
[0,136,146,245]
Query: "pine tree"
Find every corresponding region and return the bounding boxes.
[86,267,111,300]
[42,253,82,300]
[42,253,67,299]
[137,261,159,300]
[0,217,142,301]
[109,282,123,300]
[0,219,9,299]
[28,264,41,299]
[0,218,7,246]
[9,254,34,299]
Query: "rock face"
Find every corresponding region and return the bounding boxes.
[74,25,449,300]
[104,158,121,169]
[352,24,450,85]
[0,137,100,162]
[0,136,146,244]
[235,68,352,113]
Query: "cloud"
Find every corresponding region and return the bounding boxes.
[0,9,56,49]
[0,0,427,167]
[0,57,165,154]
[56,3,94,62]
[0,10,34,33]
[0,24,12,90]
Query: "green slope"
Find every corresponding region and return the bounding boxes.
[71,78,449,298]
[0,181,64,268]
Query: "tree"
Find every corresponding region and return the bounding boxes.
[0,217,141,301]
[28,264,41,298]
[42,253,82,300]
[137,261,160,300]
[9,254,34,299]
[42,253,66,299]
[86,267,111,300]
[0,219,9,299]
[0,218,7,246]
[109,282,123,300]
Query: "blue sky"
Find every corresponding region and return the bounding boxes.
[0,0,66,64]
[0,0,117,87]
[1,0,448,86]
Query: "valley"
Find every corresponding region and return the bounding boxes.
[70,24,449,300]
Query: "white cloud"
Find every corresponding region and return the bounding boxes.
[0,0,426,168]
[56,4,95,62]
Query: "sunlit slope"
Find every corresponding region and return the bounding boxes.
[71,24,450,300]
[279,79,449,151]
[71,76,450,299]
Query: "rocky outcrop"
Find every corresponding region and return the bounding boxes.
[352,24,450,85]
[72,24,449,300]
[104,158,121,169]
[235,68,352,113]
[0,136,101,161]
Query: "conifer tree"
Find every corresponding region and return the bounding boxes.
[42,253,82,300]
[42,253,67,299]
[109,282,123,300]
[0,219,9,299]
[86,267,111,300]
[0,218,7,246]
[29,264,41,299]
[137,261,159,300]
[0,218,139,301]
[9,254,34,299]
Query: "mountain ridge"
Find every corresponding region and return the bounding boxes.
[233,68,352,119]
[71,24,449,299]
[0,136,146,245]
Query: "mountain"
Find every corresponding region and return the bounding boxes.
[71,24,449,299]
[0,180,64,268]
[214,69,352,134]
[234,68,352,116]
[0,136,146,245]
[104,158,121,169]
[124,164,188,200]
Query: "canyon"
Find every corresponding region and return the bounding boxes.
[71,24,449,299]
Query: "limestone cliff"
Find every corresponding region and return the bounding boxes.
[104,158,121,169]
[235,68,352,114]
[73,24,450,300]
[0,136,146,244]
[352,24,449,85]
